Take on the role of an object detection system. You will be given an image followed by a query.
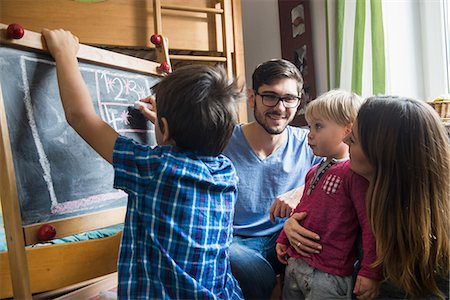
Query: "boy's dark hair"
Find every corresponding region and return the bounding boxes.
[252,59,303,94]
[155,65,244,156]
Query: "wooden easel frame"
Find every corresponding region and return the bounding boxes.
[0,23,165,299]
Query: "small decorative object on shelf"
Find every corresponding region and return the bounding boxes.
[429,96,450,122]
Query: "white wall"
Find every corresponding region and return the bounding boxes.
[241,0,282,89]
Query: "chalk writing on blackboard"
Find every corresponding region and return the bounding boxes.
[1,46,159,225]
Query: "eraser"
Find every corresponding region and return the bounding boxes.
[134,100,153,110]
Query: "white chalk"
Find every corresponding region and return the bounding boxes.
[134,100,153,110]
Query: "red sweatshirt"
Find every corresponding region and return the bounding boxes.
[277,160,382,280]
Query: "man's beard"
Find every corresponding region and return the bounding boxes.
[253,105,291,135]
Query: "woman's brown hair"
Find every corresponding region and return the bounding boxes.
[357,96,450,298]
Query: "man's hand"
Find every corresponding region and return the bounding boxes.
[269,186,304,223]
[269,197,293,223]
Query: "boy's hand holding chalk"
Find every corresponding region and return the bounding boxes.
[134,100,153,110]
[135,96,157,124]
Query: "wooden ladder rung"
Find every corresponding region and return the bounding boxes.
[169,54,227,62]
[161,4,223,14]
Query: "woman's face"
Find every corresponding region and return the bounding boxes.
[344,119,375,180]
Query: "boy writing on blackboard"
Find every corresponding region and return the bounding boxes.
[42,29,244,299]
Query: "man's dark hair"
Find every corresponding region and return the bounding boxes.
[252,59,303,94]
[155,65,244,156]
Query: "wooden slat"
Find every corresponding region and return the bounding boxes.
[54,272,118,300]
[33,273,115,300]
[0,23,162,76]
[231,0,246,87]
[23,207,126,246]
[231,0,248,123]
[221,0,233,77]
[160,36,172,69]
[0,232,122,298]
[161,4,224,14]
[169,54,227,62]
[153,0,163,35]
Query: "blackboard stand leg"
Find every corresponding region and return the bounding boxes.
[0,84,32,299]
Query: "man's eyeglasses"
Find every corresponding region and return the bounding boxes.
[255,91,301,108]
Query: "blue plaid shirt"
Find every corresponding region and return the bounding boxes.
[113,136,243,299]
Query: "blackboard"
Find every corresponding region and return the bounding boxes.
[0,46,159,225]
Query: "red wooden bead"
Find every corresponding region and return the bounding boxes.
[6,23,25,39]
[150,34,162,46]
[159,62,171,73]
[37,224,57,241]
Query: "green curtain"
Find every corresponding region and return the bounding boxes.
[328,0,386,96]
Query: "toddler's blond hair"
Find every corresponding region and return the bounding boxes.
[305,89,363,126]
